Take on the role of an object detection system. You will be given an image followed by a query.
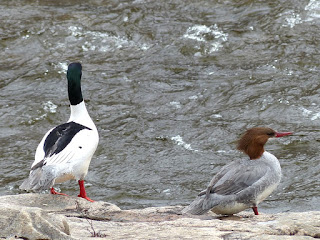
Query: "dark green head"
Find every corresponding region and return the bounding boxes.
[67,62,83,105]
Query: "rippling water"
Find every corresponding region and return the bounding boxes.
[0,0,319,212]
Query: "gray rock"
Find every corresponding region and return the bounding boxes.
[0,195,71,239]
[0,193,319,239]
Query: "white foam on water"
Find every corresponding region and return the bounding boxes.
[256,95,274,111]
[22,34,30,39]
[217,150,226,153]
[170,101,181,109]
[211,114,222,118]
[162,189,171,195]
[184,25,211,42]
[43,101,57,113]
[286,69,294,76]
[300,107,312,116]
[299,106,320,120]
[82,41,96,51]
[68,26,83,37]
[56,62,68,74]
[281,10,302,28]
[183,24,228,53]
[68,25,151,52]
[171,135,198,152]
[188,95,198,100]
[279,1,320,28]
[311,112,320,120]
[278,98,289,104]
[140,43,150,51]
[305,0,320,21]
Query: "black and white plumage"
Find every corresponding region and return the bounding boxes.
[182,127,292,215]
[20,62,99,201]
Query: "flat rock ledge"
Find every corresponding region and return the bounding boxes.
[0,194,319,240]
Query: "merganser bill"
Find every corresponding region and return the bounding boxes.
[20,62,99,202]
[182,127,292,215]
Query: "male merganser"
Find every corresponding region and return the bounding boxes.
[182,127,292,215]
[20,62,99,202]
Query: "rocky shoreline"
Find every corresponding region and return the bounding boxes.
[0,194,319,239]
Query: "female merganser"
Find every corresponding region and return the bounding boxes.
[20,62,99,202]
[182,127,292,215]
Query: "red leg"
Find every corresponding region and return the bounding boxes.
[78,180,94,202]
[252,206,259,215]
[50,187,68,196]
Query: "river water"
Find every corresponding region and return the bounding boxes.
[0,0,319,213]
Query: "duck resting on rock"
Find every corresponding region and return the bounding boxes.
[182,127,292,215]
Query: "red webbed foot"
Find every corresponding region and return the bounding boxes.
[50,187,69,196]
[78,180,94,202]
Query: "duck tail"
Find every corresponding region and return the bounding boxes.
[19,167,55,191]
[181,195,210,215]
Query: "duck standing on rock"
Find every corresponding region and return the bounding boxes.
[182,127,292,215]
[20,62,99,202]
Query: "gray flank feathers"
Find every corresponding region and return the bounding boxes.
[19,166,56,191]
